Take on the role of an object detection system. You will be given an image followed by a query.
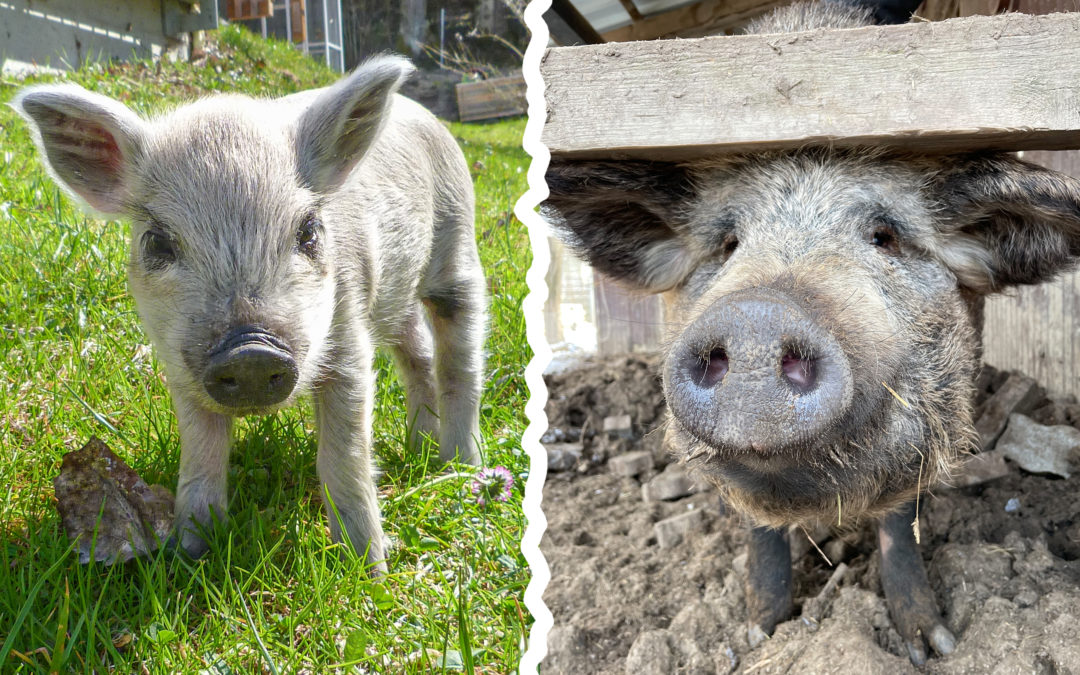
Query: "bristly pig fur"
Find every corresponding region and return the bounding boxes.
[543,6,1080,532]
[13,56,486,571]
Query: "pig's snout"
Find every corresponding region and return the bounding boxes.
[665,288,854,453]
[203,326,298,410]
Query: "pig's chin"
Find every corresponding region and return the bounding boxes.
[668,413,918,528]
[197,391,300,418]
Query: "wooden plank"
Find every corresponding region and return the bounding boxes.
[543,12,1080,160]
[290,0,307,44]
[601,0,784,42]
[456,74,527,122]
[594,275,664,354]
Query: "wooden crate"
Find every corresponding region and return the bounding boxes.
[455,73,526,122]
[226,0,273,21]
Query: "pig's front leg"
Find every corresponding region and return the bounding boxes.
[173,393,233,557]
[878,500,956,665]
[745,525,794,647]
[313,325,387,575]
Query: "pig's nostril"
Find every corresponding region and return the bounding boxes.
[693,347,729,388]
[780,350,816,392]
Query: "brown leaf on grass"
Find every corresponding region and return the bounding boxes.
[53,437,174,564]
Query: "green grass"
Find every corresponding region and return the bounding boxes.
[0,25,531,673]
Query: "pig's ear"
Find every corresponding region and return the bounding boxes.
[544,160,699,292]
[933,155,1080,293]
[11,84,147,215]
[295,55,415,192]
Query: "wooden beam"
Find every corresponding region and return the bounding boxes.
[601,0,782,42]
[617,0,645,23]
[549,0,606,44]
[543,12,1080,160]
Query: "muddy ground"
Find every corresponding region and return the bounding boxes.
[540,354,1080,674]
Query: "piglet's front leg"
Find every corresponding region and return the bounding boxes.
[313,320,387,576]
[745,525,794,647]
[879,500,956,665]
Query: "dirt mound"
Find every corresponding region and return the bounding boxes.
[540,356,1080,674]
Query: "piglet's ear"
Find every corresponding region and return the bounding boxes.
[12,84,147,215]
[934,155,1080,293]
[544,160,699,293]
[295,55,415,193]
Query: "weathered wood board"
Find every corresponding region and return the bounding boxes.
[456,73,527,122]
[543,12,1080,160]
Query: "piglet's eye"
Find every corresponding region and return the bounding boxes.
[142,229,177,267]
[297,216,320,256]
[870,226,901,255]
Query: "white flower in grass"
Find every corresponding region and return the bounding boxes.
[471,466,514,507]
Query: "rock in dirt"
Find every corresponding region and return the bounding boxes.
[603,414,634,439]
[974,373,1043,450]
[545,625,589,675]
[642,464,700,502]
[655,509,708,549]
[608,450,653,478]
[625,630,713,675]
[950,448,1011,487]
[546,442,583,472]
[53,437,174,564]
[997,413,1080,479]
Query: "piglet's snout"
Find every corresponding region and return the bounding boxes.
[203,326,298,409]
[664,288,854,452]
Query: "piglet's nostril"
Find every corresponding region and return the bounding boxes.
[692,347,729,388]
[781,350,816,392]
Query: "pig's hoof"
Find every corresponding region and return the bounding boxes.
[929,624,957,655]
[747,624,770,649]
[903,623,956,666]
[177,532,210,559]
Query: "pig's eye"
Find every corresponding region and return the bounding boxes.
[142,230,177,267]
[297,217,320,256]
[870,226,901,255]
[722,235,739,260]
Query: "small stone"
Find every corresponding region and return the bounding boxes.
[824,538,849,564]
[642,464,700,501]
[655,509,707,549]
[951,449,1011,488]
[975,374,1043,450]
[545,625,587,675]
[602,414,634,439]
[609,450,653,477]
[732,552,748,577]
[545,442,582,472]
[998,413,1080,478]
[625,631,675,673]
[1004,497,1021,513]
